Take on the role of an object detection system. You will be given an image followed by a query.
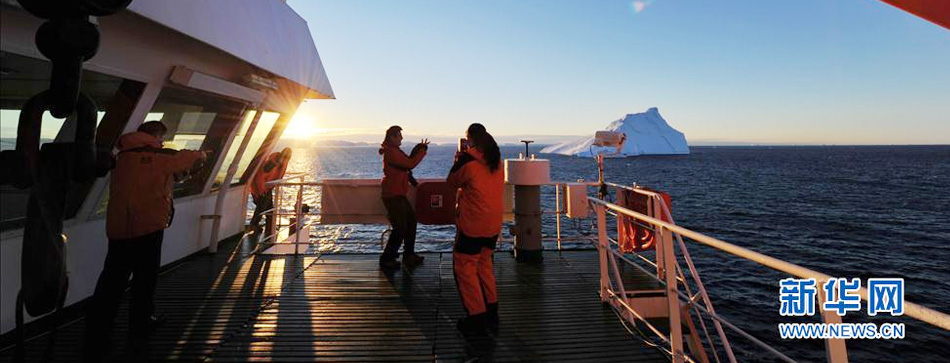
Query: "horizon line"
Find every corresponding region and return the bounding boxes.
[277,139,950,147]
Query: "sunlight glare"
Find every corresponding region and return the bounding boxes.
[283,107,320,140]
[631,0,653,14]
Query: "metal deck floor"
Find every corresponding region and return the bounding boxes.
[1,240,668,362]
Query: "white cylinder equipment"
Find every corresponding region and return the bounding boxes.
[504,156,550,263]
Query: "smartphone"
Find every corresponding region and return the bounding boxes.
[458,138,469,152]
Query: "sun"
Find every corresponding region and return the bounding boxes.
[283,105,320,139]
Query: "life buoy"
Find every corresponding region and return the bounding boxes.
[617,187,671,253]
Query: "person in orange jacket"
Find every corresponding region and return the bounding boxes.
[249,147,292,236]
[448,123,504,334]
[379,126,429,269]
[86,121,207,354]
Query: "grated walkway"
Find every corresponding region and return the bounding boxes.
[0,238,668,362]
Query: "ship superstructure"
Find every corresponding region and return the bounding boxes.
[1,0,331,335]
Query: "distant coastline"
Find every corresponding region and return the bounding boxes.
[2,138,946,152]
[272,139,950,150]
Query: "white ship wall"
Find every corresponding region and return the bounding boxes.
[1,7,308,334]
[0,191,248,332]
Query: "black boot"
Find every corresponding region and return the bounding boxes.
[82,333,110,362]
[456,313,488,336]
[402,253,424,267]
[379,256,401,270]
[485,302,499,330]
[130,314,164,338]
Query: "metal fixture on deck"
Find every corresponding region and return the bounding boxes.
[504,141,549,263]
[519,139,533,157]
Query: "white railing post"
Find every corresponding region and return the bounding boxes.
[653,196,667,280]
[588,194,950,362]
[662,226,685,363]
[818,284,849,363]
[294,184,304,255]
[555,183,562,251]
[596,203,609,302]
[608,243,631,323]
[659,204,737,363]
[268,184,279,241]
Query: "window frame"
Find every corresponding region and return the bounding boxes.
[141,84,250,198]
[211,109,285,190]
[237,111,292,185]
[0,51,146,231]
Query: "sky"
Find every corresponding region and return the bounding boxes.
[286,0,950,145]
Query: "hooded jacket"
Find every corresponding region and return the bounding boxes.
[447,148,504,238]
[380,143,426,198]
[106,132,204,240]
[250,152,289,198]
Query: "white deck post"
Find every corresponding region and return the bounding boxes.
[294,184,304,255]
[662,226,684,363]
[653,197,666,280]
[269,184,279,240]
[555,183,562,251]
[818,285,849,363]
[596,203,609,302]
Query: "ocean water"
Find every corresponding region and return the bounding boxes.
[274,144,950,362]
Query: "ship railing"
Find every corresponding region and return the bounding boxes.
[249,177,950,362]
[254,177,596,254]
[535,180,731,363]
[586,187,950,363]
[255,173,321,254]
[581,183,736,363]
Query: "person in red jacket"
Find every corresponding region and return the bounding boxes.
[448,123,504,334]
[86,121,206,354]
[379,126,429,269]
[249,147,292,236]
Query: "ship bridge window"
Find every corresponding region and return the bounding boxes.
[212,109,281,188]
[0,51,145,231]
[238,113,290,185]
[145,86,248,198]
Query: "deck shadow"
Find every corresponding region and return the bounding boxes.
[1,247,668,362]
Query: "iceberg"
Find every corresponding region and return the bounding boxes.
[540,108,689,157]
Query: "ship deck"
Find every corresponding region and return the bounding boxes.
[0,237,668,362]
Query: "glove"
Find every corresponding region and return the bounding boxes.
[409,142,428,157]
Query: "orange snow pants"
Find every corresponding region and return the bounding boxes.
[453,236,497,316]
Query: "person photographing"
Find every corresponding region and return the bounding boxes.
[85,121,207,358]
[448,123,504,334]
